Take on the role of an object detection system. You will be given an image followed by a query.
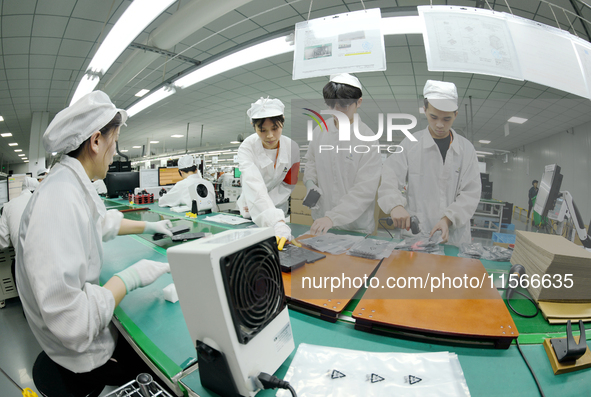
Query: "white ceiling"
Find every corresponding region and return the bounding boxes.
[1,0,591,166]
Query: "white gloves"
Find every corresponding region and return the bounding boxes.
[274,222,293,241]
[115,259,170,294]
[144,220,173,236]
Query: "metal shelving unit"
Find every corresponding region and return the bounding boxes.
[471,200,504,233]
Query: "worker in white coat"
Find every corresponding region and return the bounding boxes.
[303,74,382,235]
[16,91,173,393]
[158,154,215,209]
[378,80,481,245]
[237,97,300,241]
[0,178,38,250]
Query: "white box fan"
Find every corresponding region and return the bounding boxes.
[168,228,294,396]
[188,178,215,213]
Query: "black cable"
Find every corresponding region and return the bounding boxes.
[257,372,297,396]
[378,218,394,239]
[497,287,540,318]
[516,339,546,397]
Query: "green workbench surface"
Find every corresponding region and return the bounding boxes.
[99,200,591,396]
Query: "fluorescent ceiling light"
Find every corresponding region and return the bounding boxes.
[70,0,175,104]
[22,157,27,160]
[171,134,184,138]
[479,140,491,144]
[9,143,17,146]
[14,149,22,152]
[381,16,423,35]
[87,0,175,75]
[230,141,240,144]
[174,36,293,89]
[135,89,150,97]
[24,160,29,163]
[52,152,57,155]
[150,140,160,144]
[127,86,176,117]
[1,132,12,137]
[120,149,128,152]
[475,151,493,155]
[133,146,142,149]
[70,74,101,106]
[0,116,3,122]
[18,154,25,157]
[508,116,527,124]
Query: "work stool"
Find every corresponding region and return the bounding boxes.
[32,351,103,397]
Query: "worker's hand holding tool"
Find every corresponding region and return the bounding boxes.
[274,222,293,250]
[115,259,170,294]
[389,206,411,230]
[143,220,173,237]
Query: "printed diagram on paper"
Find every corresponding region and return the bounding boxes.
[421,10,522,80]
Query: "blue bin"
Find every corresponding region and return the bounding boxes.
[492,233,516,244]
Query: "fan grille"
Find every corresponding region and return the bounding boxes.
[220,238,285,344]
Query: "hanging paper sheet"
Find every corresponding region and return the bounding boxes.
[292,8,386,80]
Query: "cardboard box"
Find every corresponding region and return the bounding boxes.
[291,199,311,216]
[291,183,307,200]
[291,213,313,226]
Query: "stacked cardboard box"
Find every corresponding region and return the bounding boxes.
[510,231,591,302]
[290,173,313,226]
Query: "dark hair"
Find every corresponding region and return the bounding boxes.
[323,82,362,109]
[532,180,538,185]
[252,115,285,131]
[178,165,198,176]
[67,112,124,159]
[424,98,429,109]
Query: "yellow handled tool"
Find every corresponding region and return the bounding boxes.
[276,236,287,251]
[0,367,38,397]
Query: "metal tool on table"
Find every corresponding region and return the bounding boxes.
[0,367,38,397]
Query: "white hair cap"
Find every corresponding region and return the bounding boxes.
[246,97,285,122]
[36,168,48,178]
[22,177,39,192]
[423,80,458,112]
[178,155,196,169]
[329,73,362,91]
[43,91,127,154]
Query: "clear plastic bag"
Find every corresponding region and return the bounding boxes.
[346,238,397,259]
[276,344,471,397]
[299,233,363,255]
[458,243,484,259]
[481,245,512,262]
[394,234,445,255]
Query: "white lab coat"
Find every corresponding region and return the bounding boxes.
[0,190,32,249]
[158,172,214,209]
[378,128,481,246]
[219,172,234,193]
[304,117,382,234]
[16,155,124,373]
[237,133,300,227]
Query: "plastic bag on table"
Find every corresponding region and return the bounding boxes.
[298,233,363,255]
[458,243,483,259]
[347,238,398,259]
[276,343,471,397]
[394,234,445,255]
[481,245,513,262]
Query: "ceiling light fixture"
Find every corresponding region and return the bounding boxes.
[0,116,3,122]
[508,116,528,124]
[18,154,25,157]
[14,149,22,152]
[171,134,184,138]
[150,140,160,144]
[24,160,29,163]
[1,132,12,137]
[133,146,142,149]
[8,143,17,146]
[135,89,150,97]
[70,0,176,104]
[230,141,240,144]
[479,140,491,144]
[127,86,176,117]
[120,149,129,152]
[475,151,493,155]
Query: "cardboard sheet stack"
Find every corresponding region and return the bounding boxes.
[511,231,591,322]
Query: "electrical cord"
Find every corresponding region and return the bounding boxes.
[378,218,394,239]
[497,287,540,318]
[515,339,546,397]
[257,372,297,397]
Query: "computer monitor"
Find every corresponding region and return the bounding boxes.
[533,164,563,220]
[233,167,242,178]
[105,172,140,198]
[158,167,183,186]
